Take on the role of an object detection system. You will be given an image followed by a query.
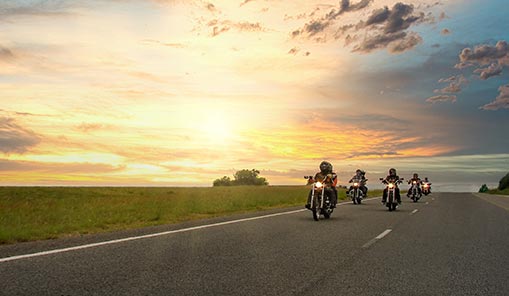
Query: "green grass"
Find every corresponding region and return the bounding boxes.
[0,186,382,244]
[487,188,509,195]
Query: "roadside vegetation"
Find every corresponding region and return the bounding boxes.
[0,186,383,244]
[479,172,509,195]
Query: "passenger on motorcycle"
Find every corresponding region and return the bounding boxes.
[382,168,402,204]
[407,173,423,197]
[305,161,338,209]
[347,169,368,197]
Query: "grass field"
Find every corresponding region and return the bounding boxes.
[0,186,383,244]
[487,188,509,195]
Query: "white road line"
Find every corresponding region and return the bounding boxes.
[362,229,392,248]
[410,209,419,215]
[1,197,381,263]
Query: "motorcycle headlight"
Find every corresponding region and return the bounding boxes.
[388,183,395,189]
[353,182,359,186]
[424,184,429,188]
[315,182,323,188]
[413,181,417,184]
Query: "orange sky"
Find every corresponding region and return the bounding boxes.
[1,0,508,188]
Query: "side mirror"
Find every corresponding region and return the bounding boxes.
[379,178,384,180]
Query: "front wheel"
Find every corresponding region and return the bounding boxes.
[312,208,320,221]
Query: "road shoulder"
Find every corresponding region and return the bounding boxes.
[473,192,509,211]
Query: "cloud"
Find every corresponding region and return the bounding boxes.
[434,40,509,110]
[473,63,503,80]
[0,117,41,154]
[456,40,509,68]
[0,1,77,20]
[361,3,425,34]
[480,84,509,111]
[353,31,422,53]
[240,0,255,7]
[426,95,457,103]
[434,75,467,94]
[0,45,15,61]
[288,47,299,55]
[76,123,106,133]
[208,19,265,37]
[292,0,374,40]
[294,2,432,54]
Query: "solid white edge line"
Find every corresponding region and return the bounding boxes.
[1,196,382,263]
[411,209,419,215]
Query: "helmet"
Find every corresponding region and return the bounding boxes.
[356,169,362,175]
[389,168,396,176]
[319,161,332,174]
[413,173,418,178]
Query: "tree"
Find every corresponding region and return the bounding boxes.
[212,169,269,186]
[498,172,509,190]
[232,169,268,186]
[213,176,232,187]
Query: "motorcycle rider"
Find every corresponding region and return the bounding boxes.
[305,161,338,209]
[382,168,402,204]
[347,169,368,197]
[423,177,432,193]
[407,173,423,197]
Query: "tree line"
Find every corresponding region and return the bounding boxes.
[213,169,268,186]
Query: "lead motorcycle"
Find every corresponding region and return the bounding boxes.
[408,180,422,202]
[305,176,335,221]
[349,178,367,205]
[380,177,403,211]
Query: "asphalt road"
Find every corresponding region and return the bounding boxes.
[1,192,508,295]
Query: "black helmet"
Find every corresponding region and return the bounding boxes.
[319,161,332,174]
[356,169,362,174]
[389,168,396,176]
[413,173,418,178]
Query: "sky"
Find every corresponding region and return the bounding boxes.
[0,0,508,191]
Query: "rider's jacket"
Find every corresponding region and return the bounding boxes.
[408,177,422,185]
[349,174,367,185]
[383,175,401,186]
[312,172,338,187]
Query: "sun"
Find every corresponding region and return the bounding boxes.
[199,112,233,143]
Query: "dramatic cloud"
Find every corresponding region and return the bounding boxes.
[481,84,509,111]
[0,117,41,153]
[292,0,374,39]
[432,40,509,110]
[294,2,432,54]
[473,63,503,80]
[426,95,457,103]
[363,2,424,34]
[456,40,509,68]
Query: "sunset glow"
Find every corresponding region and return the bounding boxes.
[1,0,508,189]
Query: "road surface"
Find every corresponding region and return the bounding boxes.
[1,192,508,295]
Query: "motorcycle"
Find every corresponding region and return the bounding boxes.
[348,178,367,205]
[380,177,403,211]
[305,176,335,221]
[409,180,422,202]
[422,182,431,196]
